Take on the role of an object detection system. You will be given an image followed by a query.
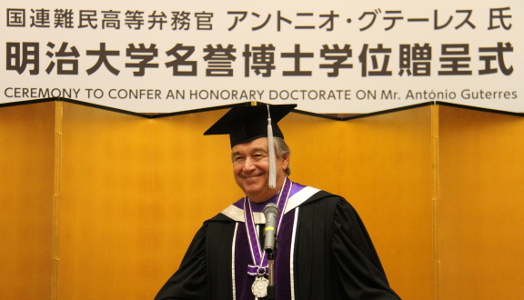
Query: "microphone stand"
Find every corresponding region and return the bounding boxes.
[266,251,275,300]
[263,203,279,299]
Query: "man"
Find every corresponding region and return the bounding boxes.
[155,103,401,300]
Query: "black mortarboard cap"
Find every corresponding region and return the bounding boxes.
[204,103,297,148]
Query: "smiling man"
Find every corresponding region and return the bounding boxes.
[155,103,401,300]
[231,137,289,203]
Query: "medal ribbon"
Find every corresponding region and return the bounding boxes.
[244,178,292,276]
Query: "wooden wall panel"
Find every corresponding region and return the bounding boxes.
[149,110,243,294]
[3,101,523,300]
[0,102,55,299]
[338,106,435,300]
[57,103,152,299]
[281,112,345,193]
[438,106,524,300]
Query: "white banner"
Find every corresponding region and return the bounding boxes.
[1,0,522,114]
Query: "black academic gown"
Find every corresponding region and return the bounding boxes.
[155,190,401,300]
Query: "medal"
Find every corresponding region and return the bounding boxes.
[251,276,269,298]
[244,178,293,297]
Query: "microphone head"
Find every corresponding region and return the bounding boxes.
[264,203,280,215]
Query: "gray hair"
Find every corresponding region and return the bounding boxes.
[274,137,291,176]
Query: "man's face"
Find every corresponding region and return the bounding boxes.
[231,137,289,203]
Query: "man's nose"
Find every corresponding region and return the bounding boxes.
[242,157,257,172]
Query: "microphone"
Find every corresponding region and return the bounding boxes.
[263,203,279,253]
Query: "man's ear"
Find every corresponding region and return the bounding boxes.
[281,153,290,170]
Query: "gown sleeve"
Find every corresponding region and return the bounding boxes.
[332,198,402,300]
[154,224,208,300]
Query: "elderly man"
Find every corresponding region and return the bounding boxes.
[155,103,401,300]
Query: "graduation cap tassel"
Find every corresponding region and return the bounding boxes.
[267,105,277,189]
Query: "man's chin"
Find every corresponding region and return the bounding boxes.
[244,188,268,202]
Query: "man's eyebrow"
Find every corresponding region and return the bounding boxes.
[231,147,268,157]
